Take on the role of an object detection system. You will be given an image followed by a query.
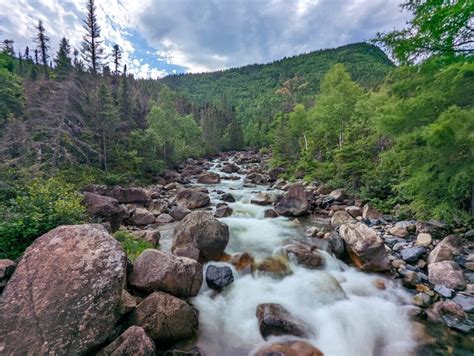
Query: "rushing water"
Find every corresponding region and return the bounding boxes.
[188,159,418,356]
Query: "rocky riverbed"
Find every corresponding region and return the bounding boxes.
[0,150,473,355]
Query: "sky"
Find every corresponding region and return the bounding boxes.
[0,0,410,78]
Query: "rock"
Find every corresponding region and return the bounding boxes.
[345,206,362,218]
[0,224,127,355]
[169,206,191,221]
[316,185,332,195]
[413,293,431,307]
[254,340,323,356]
[129,249,202,298]
[275,184,309,217]
[214,205,233,218]
[284,243,325,269]
[256,303,307,340]
[427,235,462,264]
[427,300,473,333]
[401,246,427,263]
[324,232,345,258]
[452,293,474,313]
[416,233,432,247]
[388,221,415,238]
[119,289,138,315]
[222,252,255,272]
[111,186,150,203]
[264,209,279,218]
[83,192,126,231]
[339,222,390,272]
[428,260,466,290]
[246,172,267,184]
[329,188,346,201]
[0,259,15,292]
[130,229,161,246]
[156,213,174,224]
[253,255,292,278]
[402,270,421,288]
[164,182,179,191]
[172,211,229,262]
[222,162,240,174]
[197,172,221,184]
[148,199,169,214]
[330,210,356,226]
[131,208,155,226]
[221,192,236,202]
[434,285,454,298]
[362,204,382,220]
[98,326,155,356]
[176,189,210,209]
[416,220,447,239]
[206,265,234,291]
[130,291,198,342]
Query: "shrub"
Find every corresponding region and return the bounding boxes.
[0,177,86,259]
[113,230,154,261]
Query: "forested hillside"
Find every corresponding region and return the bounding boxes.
[162,42,394,145]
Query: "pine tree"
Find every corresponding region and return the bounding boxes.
[54,37,72,79]
[1,40,14,56]
[24,46,30,61]
[96,82,118,171]
[34,49,39,65]
[81,0,103,74]
[33,20,50,77]
[112,44,121,76]
[118,65,132,122]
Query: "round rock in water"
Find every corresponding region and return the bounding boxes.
[206,265,234,291]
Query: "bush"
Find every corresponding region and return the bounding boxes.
[0,177,87,259]
[113,230,154,261]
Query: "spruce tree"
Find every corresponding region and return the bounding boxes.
[1,39,14,56]
[118,65,132,122]
[24,46,31,62]
[34,20,50,77]
[97,82,118,171]
[81,0,102,74]
[112,44,121,76]
[54,37,72,79]
[34,49,39,65]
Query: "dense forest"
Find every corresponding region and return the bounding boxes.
[0,0,473,259]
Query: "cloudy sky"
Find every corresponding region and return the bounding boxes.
[0,0,410,78]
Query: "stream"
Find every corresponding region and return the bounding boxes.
[180,158,418,356]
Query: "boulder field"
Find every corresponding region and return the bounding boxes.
[0,150,472,354]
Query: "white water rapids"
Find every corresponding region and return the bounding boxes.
[189,160,417,356]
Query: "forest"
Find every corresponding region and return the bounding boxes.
[0,0,473,259]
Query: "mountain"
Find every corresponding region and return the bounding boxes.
[161,42,394,141]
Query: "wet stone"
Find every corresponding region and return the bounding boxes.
[205,265,234,291]
[401,246,427,263]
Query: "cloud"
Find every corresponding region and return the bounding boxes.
[0,0,410,76]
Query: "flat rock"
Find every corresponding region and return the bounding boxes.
[176,188,210,209]
[427,235,462,264]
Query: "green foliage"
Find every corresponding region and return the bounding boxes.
[162,43,394,145]
[0,177,87,259]
[113,230,154,261]
[375,0,474,63]
[0,52,25,125]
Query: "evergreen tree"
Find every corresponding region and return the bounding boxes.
[54,37,72,79]
[118,66,132,122]
[33,20,50,77]
[112,44,121,76]
[1,39,14,56]
[81,0,103,74]
[34,49,39,65]
[96,82,118,171]
[24,46,31,61]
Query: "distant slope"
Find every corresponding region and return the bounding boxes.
[161,43,394,129]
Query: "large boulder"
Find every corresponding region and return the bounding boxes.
[128,249,202,298]
[254,340,323,356]
[256,303,307,340]
[98,326,155,356]
[169,206,191,221]
[83,192,126,231]
[362,204,382,220]
[0,224,127,355]
[339,222,390,271]
[428,260,466,290]
[197,172,221,184]
[331,210,356,226]
[172,211,229,262]
[176,188,210,209]
[129,291,198,342]
[427,235,462,264]
[275,184,309,217]
[222,163,240,174]
[284,242,325,269]
[111,186,150,204]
